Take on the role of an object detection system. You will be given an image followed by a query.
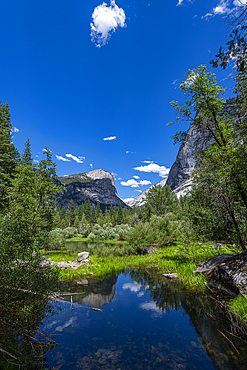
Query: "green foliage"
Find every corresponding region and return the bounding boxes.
[170,65,247,249]
[0,101,19,212]
[124,214,179,254]
[227,295,247,322]
[143,184,179,219]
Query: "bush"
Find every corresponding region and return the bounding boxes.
[63,227,78,239]
[48,228,65,249]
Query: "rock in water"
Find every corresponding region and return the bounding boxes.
[77,252,89,262]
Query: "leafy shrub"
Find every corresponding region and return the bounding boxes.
[63,227,78,239]
[48,228,65,249]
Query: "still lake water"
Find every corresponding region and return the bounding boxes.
[42,269,247,370]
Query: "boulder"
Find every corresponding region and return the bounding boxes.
[77,252,89,262]
[194,251,247,297]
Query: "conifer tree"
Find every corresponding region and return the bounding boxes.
[85,200,92,222]
[69,200,75,227]
[117,201,123,224]
[0,101,19,212]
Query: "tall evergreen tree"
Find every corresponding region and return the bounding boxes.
[0,101,19,212]
[117,201,123,224]
[69,199,75,227]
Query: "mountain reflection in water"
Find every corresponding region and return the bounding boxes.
[42,270,247,370]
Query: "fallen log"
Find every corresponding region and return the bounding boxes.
[194,250,247,297]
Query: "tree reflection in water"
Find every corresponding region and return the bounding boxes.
[127,269,247,370]
[0,290,59,369]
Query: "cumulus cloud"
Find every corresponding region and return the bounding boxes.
[90,163,93,168]
[139,180,152,186]
[122,282,142,293]
[121,178,151,188]
[134,162,170,178]
[139,301,164,317]
[66,154,85,163]
[56,155,71,162]
[90,0,126,48]
[121,179,139,188]
[104,136,116,141]
[133,175,140,179]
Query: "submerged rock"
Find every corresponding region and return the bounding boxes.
[162,273,178,280]
[194,250,247,297]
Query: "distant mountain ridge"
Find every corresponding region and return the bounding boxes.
[55,169,126,210]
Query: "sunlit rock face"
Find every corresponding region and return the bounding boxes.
[55,169,126,210]
[124,178,167,207]
[166,98,236,197]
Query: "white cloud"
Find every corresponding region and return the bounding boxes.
[121,178,152,188]
[135,189,142,193]
[137,292,145,297]
[123,197,134,203]
[55,317,77,332]
[90,164,93,168]
[122,282,142,293]
[90,0,126,48]
[118,177,122,180]
[121,179,139,188]
[202,0,234,20]
[104,136,116,141]
[34,160,39,163]
[139,301,164,317]
[177,0,184,5]
[133,175,140,179]
[142,160,152,164]
[134,162,170,178]
[66,154,85,164]
[56,155,71,162]
[11,126,19,133]
[139,180,152,186]
[126,150,135,154]
[214,1,231,14]
[233,0,247,5]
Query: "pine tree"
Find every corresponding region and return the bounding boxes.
[85,200,91,222]
[117,201,123,224]
[69,200,75,227]
[0,101,19,212]
[91,206,97,224]
[78,203,84,220]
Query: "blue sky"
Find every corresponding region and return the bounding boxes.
[1,0,245,201]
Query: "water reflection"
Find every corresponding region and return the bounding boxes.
[43,269,247,370]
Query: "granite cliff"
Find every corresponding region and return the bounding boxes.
[126,98,236,205]
[55,169,126,210]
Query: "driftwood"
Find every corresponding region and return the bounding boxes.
[194,250,247,297]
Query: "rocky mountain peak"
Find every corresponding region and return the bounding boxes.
[86,169,116,188]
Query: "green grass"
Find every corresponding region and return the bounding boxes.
[44,243,237,288]
[227,295,247,321]
[66,237,128,244]
[43,243,247,322]
[66,237,91,242]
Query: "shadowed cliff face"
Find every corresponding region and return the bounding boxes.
[60,275,118,307]
[55,177,126,210]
